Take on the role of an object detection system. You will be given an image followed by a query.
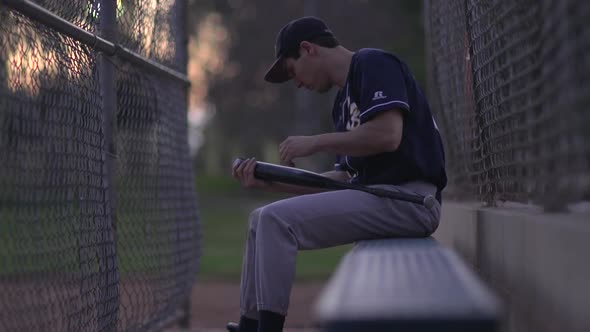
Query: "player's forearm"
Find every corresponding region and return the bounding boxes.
[314,125,398,156]
[313,109,403,157]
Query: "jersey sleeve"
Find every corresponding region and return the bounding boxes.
[356,53,410,123]
[334,155,347,172]
[335,155,356,177]
[334,155,344,171]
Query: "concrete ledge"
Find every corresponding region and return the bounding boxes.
[434,202,590,332]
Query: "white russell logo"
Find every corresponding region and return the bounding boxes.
[372,91,387,100]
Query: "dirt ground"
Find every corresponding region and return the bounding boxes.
[178,280,326,331]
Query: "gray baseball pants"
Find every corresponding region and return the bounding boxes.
[239,181,441,317]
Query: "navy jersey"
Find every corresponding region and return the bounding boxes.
[332,49,447,200]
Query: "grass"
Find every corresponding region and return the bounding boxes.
[196,174,351,281]
[0,202,80,275]
[0,173,351,280]
[0,203,152,275]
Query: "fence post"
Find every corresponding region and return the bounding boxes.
[99,0,119,331]
[173,0,192,328]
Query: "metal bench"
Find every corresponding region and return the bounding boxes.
[314,237,501,332]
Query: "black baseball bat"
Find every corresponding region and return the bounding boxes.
[232,158,436,210]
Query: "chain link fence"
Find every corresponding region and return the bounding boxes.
[425,0,590,209]
[116,0,181,71]
[0,0,200,331]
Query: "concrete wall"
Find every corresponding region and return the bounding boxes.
[433,202,590,332]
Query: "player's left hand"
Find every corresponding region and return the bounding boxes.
[279,135,318,165]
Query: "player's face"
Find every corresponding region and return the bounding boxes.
[284,48,332,93]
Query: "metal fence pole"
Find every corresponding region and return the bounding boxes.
[99,0,119,331]
[174,0,191,328]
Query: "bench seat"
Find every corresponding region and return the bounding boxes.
[314,237,501,332]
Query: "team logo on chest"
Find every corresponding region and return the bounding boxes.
[343,96,361,130]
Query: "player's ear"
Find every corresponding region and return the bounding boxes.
[299,41,315,56]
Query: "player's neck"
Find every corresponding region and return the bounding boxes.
[326,46,354,88]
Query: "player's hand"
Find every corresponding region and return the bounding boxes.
[231,158,271,190]
[279,136,318,165]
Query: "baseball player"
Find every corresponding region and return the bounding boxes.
[228,16,447,332]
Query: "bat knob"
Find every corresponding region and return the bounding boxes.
[232,158,245,169]
[423,195,437,210]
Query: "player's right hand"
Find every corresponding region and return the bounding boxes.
[231,158,271,190]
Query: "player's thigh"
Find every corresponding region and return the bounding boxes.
[258,189,432,250]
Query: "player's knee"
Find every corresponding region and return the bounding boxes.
[256,203,299,248]
[248,207,264,231]
[257,203,291,231]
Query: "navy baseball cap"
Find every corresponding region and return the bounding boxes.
[264,16,336,83]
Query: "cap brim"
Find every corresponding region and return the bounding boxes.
[264,57,290,83]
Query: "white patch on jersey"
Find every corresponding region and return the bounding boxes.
[346,100,361,130]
